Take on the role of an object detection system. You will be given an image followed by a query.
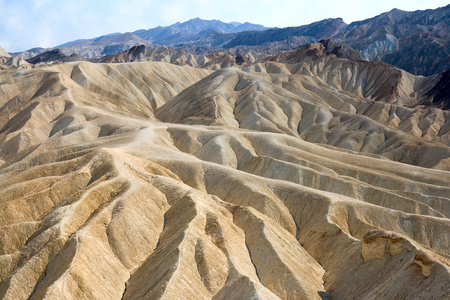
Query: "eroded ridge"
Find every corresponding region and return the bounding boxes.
[0,54,449,299]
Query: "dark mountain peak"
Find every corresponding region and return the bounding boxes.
[96,44,147,63]
[222,17,347,49]
[320,39,363,60]
[262,43,330,64]
[41,49,65,56]
[26,48,87,64]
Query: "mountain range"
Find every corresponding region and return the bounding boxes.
[10,18,269,60]
[7,4,450,76]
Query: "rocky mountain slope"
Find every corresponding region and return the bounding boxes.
[183,5,449,75]
[95,45,261,69]
[9,47,52,60]
[333,5,450,76]
[133,18,268,44]
[56,19,268,59]
[58,33,153,59]
[13,5,449,76]
[26,49,87,64]
[0,41,449,299]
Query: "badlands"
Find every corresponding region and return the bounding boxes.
[0,42,449,299]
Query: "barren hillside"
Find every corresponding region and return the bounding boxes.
[0,43,449,299]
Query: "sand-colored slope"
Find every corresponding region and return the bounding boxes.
[156,50,450,169]
[0,59,449,299]
[0,62,210,166]
[0,46,10,58]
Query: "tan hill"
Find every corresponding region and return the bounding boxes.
[0,45,449,299]
[0,46,10,57]
[157,43,450,169]
[0,56,31,70]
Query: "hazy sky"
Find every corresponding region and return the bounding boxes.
[0,0,448,52]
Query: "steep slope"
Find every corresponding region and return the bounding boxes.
[157,43,450,169]
[221,18,348,48]
[133,18,268,45]
[0,46,10,58]
[0,57,449,300]
[50,19,268,60]
[13,5,449,76]
[0,56,31,70]
[126,5,449,76]
[8,47,51,60]
[423,69,450,110]
[334,5,450,75]
[58,33,153,59]
[26,49,87,64]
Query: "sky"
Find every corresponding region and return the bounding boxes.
[0,0,448,52]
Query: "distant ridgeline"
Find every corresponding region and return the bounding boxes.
[7,4,450,75]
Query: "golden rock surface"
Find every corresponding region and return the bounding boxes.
[0,55,449,299]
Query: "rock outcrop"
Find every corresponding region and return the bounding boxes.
[0,56,31,70]
[96,45,257,69]
[335,5,450,75]
[422,68,450,110]
[26,49,87,64]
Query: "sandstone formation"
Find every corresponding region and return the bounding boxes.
[0,46,10,58]
[0,42,449,299]
[0,56,31,70]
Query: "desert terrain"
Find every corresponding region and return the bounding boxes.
[0,34,449,299]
